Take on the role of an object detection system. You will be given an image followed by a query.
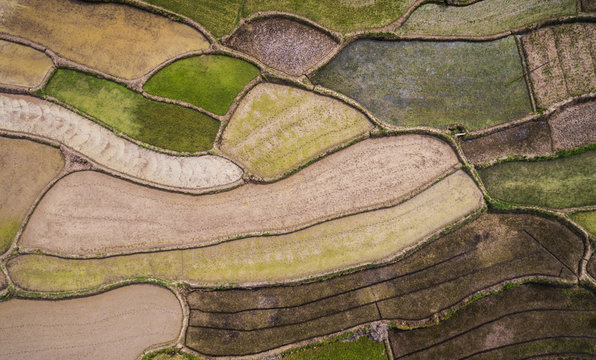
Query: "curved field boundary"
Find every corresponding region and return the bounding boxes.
[0,284,182,360]
[0,0,209,80]
[7,170,482,291]
[388,284,596,359]
[182,212,584,356]
[0,94,243,191]
[0,40,53,89]
[20,135,459,256]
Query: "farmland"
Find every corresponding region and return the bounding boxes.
[570,210,596,236]
[0,41,53,88]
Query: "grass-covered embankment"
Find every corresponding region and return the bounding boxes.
[144,55,259,115]
[45,69,220,152]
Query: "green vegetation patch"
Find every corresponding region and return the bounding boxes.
[571,210,596,236]
[479,149,596,208]
[282,336,387,360]
[243,0,416,32]
[181,212,583,356]
[400,0,577,36]
[388,284,596,359]
[312,37,532,130]
[144,55,259,115]
[45,69,219,152]
[143,348,201,360]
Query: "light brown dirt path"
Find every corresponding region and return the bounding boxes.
[21,135,460,256]
[0,284,182,360]
[0,94,243,190]
[0,0,209,79]
[0,40,53,88]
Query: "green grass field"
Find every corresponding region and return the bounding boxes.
[45,69,219,152]
[479,150,596,209]
[144,55,259,115]
[400,0,576,36]
[282,336,387,360]
[571,211,596,236]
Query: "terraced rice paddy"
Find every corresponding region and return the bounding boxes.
[0,285,182,359]
[9,171,482,291]
[144,55,260,115]
[0,94,242,190]
[45,69,220,153]
[570,210,596,236]
[226,17,338,76]
[522,22,596,108]
[0,0,209,79]
[20,135,458,255]
[183,212,583,356]
[479,149,596,208]
[549,98,596,151]
[0,137,63,255]
[313,37,532,130]
[221,83,373,178]
[0,41,53,88]
[389,284,596,359]
[400,0,577,36]
[282,336,388,360]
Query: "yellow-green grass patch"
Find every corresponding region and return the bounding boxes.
[143,348,201,360]
[479,149,596,209]
[0,0,209,79]
[8,171,482,291]
[400,0,576,36]
[0,137,64,255]
[45,69,219,152]
[0,40,53,88]
[570,211,596,237]
[221,83,373,178]
[144,55,259,115]
[281,336,387,360]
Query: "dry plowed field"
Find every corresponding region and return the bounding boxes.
[522,22,596,108]
[0,285,182,359]
[226,17,338,76]
[0,136,63,255]
[8,171,482,290]
[0,0,209,79]
[184,212,583,356]
[0,94,243,190]
[549,98,596,151]
[0,41,53,88]
[21,135,457,255]
[389,284,596,359]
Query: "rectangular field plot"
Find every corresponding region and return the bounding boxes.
[0,40,53,88]
[183,212,583,356]
[388,284,596,359]
[281,336,388,360]
[313,37,532,130]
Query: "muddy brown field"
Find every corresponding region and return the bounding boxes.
[0,285,182,360]
[549,98,596,151]
[0,40,53,88]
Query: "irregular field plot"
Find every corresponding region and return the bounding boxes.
[571,210,596,236]
[0,285,182,360]
[281,336,387,360]
[243,0,416,32]
[9,170,483,291]
[225,17,338,76]
[549,99,596,151]
[522,23,596,108]
[0,271,5,291]
[20,136,458,255]
[313,37,532,130]
[144,55,260,115]
[0,0,208,79]
[400,0,576,36]
[0,41,53,88]
[479,149,596,208]
[389,284,596,359]
[45,69,220,153]
[221,83,373,179]
[184,212,582,356]
[143,349,200,360]
[0,137,63,255]
[462,121,552,166]
[0,94,242,189]
[584,0,596,11]
[590,253,596,280]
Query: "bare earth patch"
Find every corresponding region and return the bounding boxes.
[0,136,63,255]
[8,170,483,290]
[21,135,459,256]
[0,94,242,190]
[226,17,338,76]
[0,40,53,88]
[221,83,373,179]
[523,23,596,108]
[0,0,209,79]
[0,285,182,360]
[462,121,552,165]
[549,99,596,151]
